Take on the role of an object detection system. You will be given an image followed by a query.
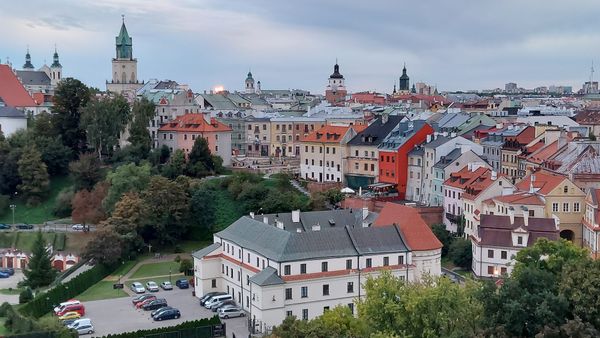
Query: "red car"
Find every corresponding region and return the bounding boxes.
[136,296,157,309]
[56,304,85,317]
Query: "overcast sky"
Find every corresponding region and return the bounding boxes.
[3,0,600,94]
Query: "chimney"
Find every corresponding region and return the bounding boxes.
[362,207,369,220]
[292,210,300,223]
[296,228,302,233]
[276,220,284,230]
[450,132,456,138]
[382,113,389,124]
[491,170,497,181]
[249,212,255,219]
[426,134,432,143]
[468,163,473,171]
[522,206,529,227]
[496,123,503,129]
[362,221,369,228]
[311,224,321,231]
[263,216,269,224]
[508,207,515,225]
[529,174,536,194]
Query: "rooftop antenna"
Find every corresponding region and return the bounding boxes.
[122,14,125,23]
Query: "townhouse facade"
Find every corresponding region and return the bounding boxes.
[270,117,326,157]
[243,117,271,157]
[157,113,232,166]
[501,126,535,182]
[583,188,600,259]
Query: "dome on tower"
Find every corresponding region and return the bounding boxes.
[23,48,34,69]
[329,62,344,79]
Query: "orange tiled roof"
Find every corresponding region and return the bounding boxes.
[0,64,37,107]
[515,169,566,195]
[158,113,232,133]
[302,124,366,143]
[374,203,442,251]
[492,192,545,206]
[527,140,559,164]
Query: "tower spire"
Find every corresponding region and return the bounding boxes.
[23,45,34,69]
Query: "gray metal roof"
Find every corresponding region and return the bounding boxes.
[423,135,452,149]
[16,70,50,86]
[0,106,26,118]
[433,148,462,169]
[216,215,408,262]
[347,115,403,146]
[192,243,221,260]
[249,267,284,286]
[259,209,377,233]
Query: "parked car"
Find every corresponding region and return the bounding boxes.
[71,224,84,231]
[57,304,85,317]
[146,281,159,292]
[142,298,167,311]
[1,268,15,275]
[54,300,81,314]
[67,318,92,331]
[0,224,11,230]
[130,282,146,294]
[153,308,180,321]
[211,299,236,312]
[132,294,155,305]
[175,278,189,289]
[0,271,9,279]
[74,323,94,335]
[200,292,226,306]
[15,223,34,230]
[58,311,81,321]
[62,319,77,327]
[204,294,233,309]
[136,297,157,309]
[218,306,245,319]
[151,306,173,318]
[160,281,173,290]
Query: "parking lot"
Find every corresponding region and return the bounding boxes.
[84,287,249,337]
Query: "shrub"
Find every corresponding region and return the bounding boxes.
[449,238,473,269]
[103,317,221,338]
[19,287,33,304]
[174,255,181,263]
[53,187,75,218]
[179,258,193,273]
[174,245,183,253]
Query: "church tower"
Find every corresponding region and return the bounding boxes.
[399,64,410,93]
[107,16,142,95]
[23,48,34,70]
[325,61,347,106]
[245,71,255,94]
[50,47,62,86]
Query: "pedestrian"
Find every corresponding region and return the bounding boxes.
[232,333,236,338]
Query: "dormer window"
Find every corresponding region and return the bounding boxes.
[517,236,523,245]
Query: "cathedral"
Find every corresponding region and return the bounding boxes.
[106,17,143,96]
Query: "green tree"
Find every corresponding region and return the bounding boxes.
[34,135,72,176]
[17,145,50,206]
[103,162,151,213]
[71,182,109,227]
[324,188,345,205]
[82,227,123,266]
[128,97,155,158]
[187,137,214,177]
[357,271,483,337]
[31,112,57,139]
[53,187,74,217]
[69,153,103,191]
[103,192,146,258]
[179,258,192,273]
[140,176,190,245]
[80,95,130,160]
[431,224,453,256]
[448,237,472,269]
[162,149,186,179]
[51,78,90,154]
[513,238,589,277]
[0,147,22,195]
[188,186,216,238]
[23,231,57,289]
[559,260,600,329]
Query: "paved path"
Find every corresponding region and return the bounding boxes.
[290,180,310,197]
[62,263,93,283]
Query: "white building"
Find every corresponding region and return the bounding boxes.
[193,205,441,333]
[471,213,558,278]
[0,104,27,137]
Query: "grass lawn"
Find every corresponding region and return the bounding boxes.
[0,176,73,224]
[0,232,15,248]
[63,232,94,254]
[129,261,182,279]
[14,232,57,252]
[77,281,128,302]
[0,317,8,336]
[212,187,244,231]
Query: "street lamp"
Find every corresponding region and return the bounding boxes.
[169,267,172,283]
[9,204,16,227]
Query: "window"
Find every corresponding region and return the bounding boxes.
[247,275,250,285]
[348,303,354,314]
[529,210,534,217]
[517,236,523,245]
[574,202,580,212]
[256,257,259,267]
[383,257,389,266]
[301,286,308,298]
[211,279,216,288]
[333,148,336,154]
[501,251,507,259]
[346,259,352,270]
[300,264,306,274]
[321,262,328,272]
[323,306,330,312]
[488,250,494,258]
[487,266,494,275]
[247,253,250,263]
[347,282,354,293]
[284,265,291,275]
[302,309,308,320]
[285,288,292,300]
[323,284,329,296]
[501,267,507,275]
[398,255,404,265]
[354,163,359,170]
[563,203,569,212]
[564,186,568,193]
[366,258,372,268]
[552,203,559,212]
[286,310,293,318]
[364,163,368,171]
[248,125,252,130]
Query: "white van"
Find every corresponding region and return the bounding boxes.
[68,318,92,330]
[204,294,233,309]
[54,300,81,314]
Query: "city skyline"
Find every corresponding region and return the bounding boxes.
[3,0,600,93]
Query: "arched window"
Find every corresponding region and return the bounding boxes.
[122,72,126,83]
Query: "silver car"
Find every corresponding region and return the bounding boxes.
[75,323,94,335]
[218,306,245,319]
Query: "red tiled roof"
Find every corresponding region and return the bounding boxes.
[515,169,566,195]
[515,126,536,144]
[302,124,366,143]
[158,113,232,133]
[0,64,37,107]
[527,140,559,164]
[374,203,442,251]
[493,192,545,206]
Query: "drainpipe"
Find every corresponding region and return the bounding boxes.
[240,247,244,311]
[405,251,409,281]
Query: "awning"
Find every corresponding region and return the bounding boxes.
[341,187,355,194]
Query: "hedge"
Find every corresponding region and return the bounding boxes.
[52,234,66,251]
[103,317,222,338]
[20,263,113,318]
